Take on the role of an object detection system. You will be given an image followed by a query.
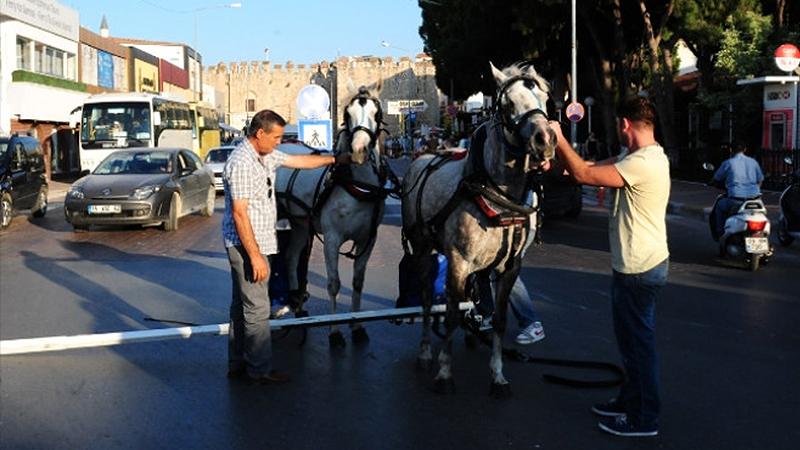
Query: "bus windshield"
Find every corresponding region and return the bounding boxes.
[81,102,151,148]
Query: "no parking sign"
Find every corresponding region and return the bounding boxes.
[566,102,585,122]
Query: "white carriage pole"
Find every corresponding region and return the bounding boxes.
[0,303,474,356]
[570,0,578,147]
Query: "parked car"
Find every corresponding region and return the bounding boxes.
[0,135,48,229]
[204,146,235,192]
[64,148,215,231]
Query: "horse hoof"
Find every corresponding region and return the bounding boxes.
[432,378,456,395]
[329,331,346,348]
[351,327,369,344]
[294,309,309,318]
[489,382,512,399]
[416,357,434,372]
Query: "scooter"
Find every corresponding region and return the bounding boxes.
[777,157,800,247]
[704,163,773,271]
[710,195,773,270]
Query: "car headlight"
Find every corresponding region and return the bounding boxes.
[68,188,85,200]
[130,185,162,200]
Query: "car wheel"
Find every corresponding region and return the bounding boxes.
[32,187,48,218]
[1,192,13,229]
[163,193,181,231]
[201,186,215,217]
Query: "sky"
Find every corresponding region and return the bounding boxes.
[64,0,428,66]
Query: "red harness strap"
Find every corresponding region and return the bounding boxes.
[474,195,529,227]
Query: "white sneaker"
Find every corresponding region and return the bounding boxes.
[515,321,545,344]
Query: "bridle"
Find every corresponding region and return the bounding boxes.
[341,87,385,150]
[493,74,550,160]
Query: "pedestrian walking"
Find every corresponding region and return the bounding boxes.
[222,109,350,383]
[548,96,670,437]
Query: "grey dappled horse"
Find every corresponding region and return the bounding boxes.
[401,63,556,396]
[275,86,390,347]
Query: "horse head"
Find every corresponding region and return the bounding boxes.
[490,62,556,163]
[342,85,384,165]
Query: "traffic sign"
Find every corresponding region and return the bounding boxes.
[566,102,585,122]
[298,119,333,150]
[387,99,428,115]
[774,43,800,73]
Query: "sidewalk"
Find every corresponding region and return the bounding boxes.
[583,180,783,222]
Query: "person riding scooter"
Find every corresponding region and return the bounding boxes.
[710,143,764,241]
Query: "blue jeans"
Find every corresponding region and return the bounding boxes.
[611,259,668,428]
[713,197,742,239]
[475,274,540,328]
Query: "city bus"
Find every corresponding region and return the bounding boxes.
[190,102,221,160]
[79,93,195,172]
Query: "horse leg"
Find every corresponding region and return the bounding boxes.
[433,254,469,394]
[350,237,376,344]
[323,234,346,348]
[488,258,521,398]
[414,249,435,371]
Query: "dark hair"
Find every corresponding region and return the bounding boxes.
[617,96,657,128]
[247,110,287,137]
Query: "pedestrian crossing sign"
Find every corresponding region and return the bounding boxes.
[298,119,333,150]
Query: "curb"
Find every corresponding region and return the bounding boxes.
[582,186,711,222]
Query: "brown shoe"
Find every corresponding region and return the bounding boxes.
[247,370,290,384]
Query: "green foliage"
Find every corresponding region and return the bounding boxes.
[11,70,87,92]
[715,11,773,79]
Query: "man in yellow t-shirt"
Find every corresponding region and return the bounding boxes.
[548,96,669,438]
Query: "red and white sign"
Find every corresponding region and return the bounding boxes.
[774,43,800,73]
[566,102,585,122]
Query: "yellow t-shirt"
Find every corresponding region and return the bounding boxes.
[610,144,670,274]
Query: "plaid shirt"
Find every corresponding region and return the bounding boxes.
[222,139,289,255]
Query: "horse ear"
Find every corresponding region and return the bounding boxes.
[346,79,358,97]
[490,62,507,84]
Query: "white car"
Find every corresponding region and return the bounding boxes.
[204,146,235,192]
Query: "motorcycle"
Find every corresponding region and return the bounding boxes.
[777,157,800,247]
[704,163,773,271]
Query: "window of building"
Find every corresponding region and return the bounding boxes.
[246,99,256,112]
[16,37,31,70]
[66,53,76,80]
[34,43,44,73]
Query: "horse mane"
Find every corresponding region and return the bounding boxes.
[502,63,551,94]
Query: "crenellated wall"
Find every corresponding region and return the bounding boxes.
[204,56,440,137]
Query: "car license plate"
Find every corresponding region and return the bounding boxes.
[88,204,121,214]
[745,237,769,254]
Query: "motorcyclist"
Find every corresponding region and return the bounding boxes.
[710,143,764,241]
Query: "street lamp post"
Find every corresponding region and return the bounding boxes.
[584,96,594,135]
[570,0,578,146]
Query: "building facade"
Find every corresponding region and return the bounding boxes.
[204,55,440,137]
[0,0,88,176]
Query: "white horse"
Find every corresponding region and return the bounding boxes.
[275,86,392,347]
[401,63,556,396]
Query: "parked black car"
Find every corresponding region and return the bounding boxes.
[64,148,215,231]
[0,135,48,229]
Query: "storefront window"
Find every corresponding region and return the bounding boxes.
[16,37,31,70]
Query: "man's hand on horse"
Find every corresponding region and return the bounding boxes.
[334,153,352,165]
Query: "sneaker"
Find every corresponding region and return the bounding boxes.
[515,321,545,344]
[592,398,626,417]
[598,415,658,437]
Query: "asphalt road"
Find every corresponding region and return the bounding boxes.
[1,187,799,449]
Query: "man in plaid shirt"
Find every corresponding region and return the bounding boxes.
[223,109,350,383]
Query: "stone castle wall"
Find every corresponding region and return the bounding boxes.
[204,56,440,137]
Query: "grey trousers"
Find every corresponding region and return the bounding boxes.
[227,245,272,376]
